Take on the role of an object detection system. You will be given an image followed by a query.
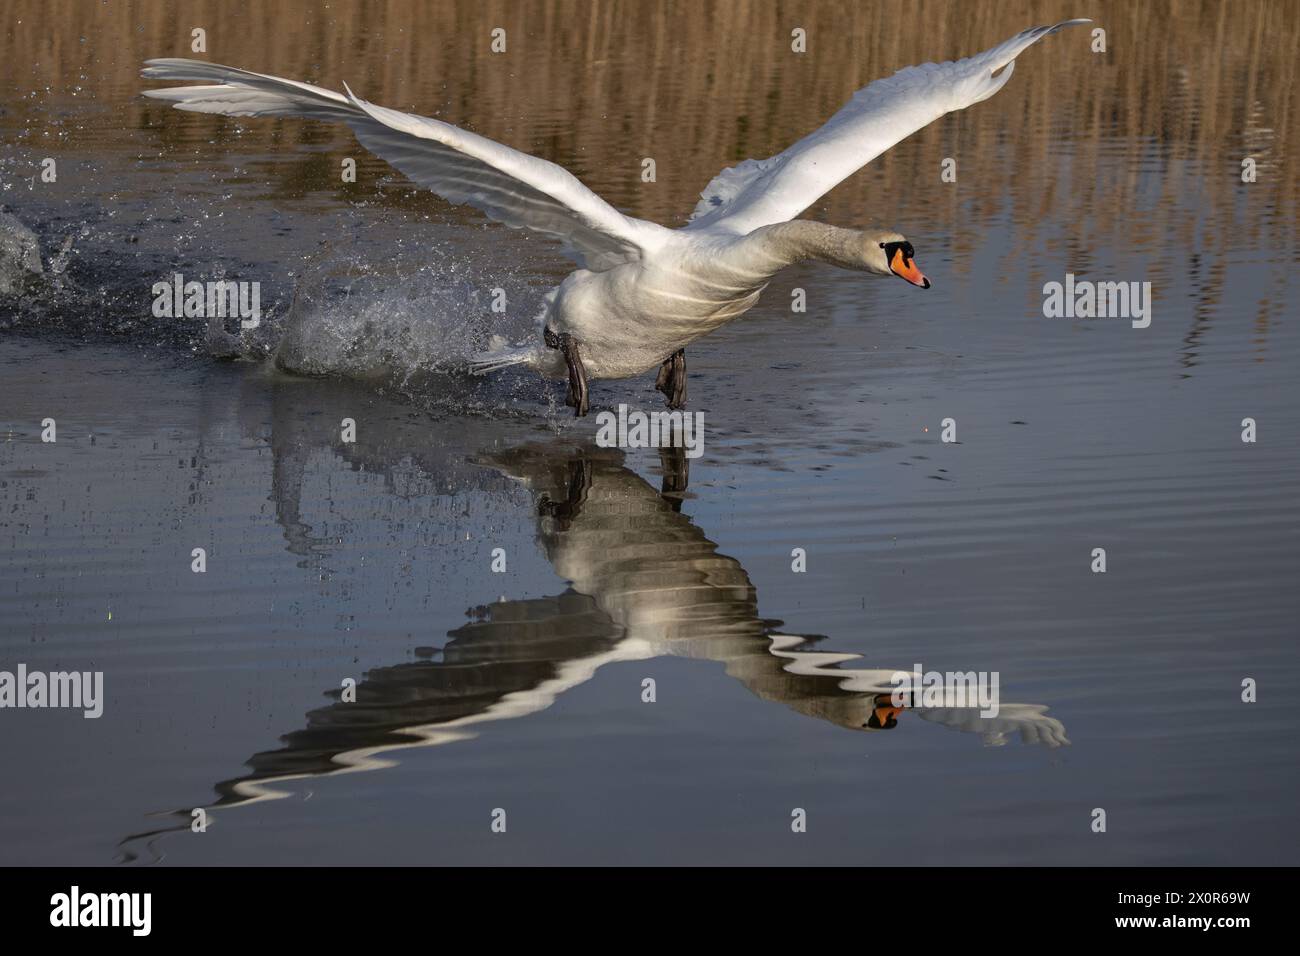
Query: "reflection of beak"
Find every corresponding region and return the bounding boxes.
[890,248,930,289]
[871,704,905,727]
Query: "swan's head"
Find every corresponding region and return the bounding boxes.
[862,230,930,288]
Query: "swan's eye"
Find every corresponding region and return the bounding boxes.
[882,240,907,264]
[882,240,916,267]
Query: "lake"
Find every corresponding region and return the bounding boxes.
[0,0,1296,865]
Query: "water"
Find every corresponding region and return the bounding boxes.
[0,0,1296,865]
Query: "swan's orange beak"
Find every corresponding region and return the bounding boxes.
[890,247,930,289]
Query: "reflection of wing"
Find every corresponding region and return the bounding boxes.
[143,60,668,271]
[688,21,1088,234]
[117,589,639,860]
[915,704,1071,748]
[210,593,630,808]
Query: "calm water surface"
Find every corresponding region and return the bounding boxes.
[0,0,1297,864]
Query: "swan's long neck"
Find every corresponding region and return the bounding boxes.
[739,221,865,277]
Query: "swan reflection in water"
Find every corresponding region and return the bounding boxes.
[120,438,1067,860]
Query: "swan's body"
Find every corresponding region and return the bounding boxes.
[532,221,852,379]
[143,19,1087,411]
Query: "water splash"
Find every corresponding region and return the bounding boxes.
[274,254,508,380]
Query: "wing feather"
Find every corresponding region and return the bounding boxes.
[142,59,662,271]
[688,19,1089,233]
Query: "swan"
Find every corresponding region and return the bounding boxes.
[142,19,1087,416]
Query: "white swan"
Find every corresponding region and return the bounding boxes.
[143,19,1087,415]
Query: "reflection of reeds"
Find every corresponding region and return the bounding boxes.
[4,1,1295,270]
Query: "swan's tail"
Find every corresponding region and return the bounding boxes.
[467,336,538,376]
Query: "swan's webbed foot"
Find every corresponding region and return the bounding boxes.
[547,329,589,417]
[655,348,687,410]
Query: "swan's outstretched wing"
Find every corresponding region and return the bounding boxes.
[142,60,663,271]
[688,19,1089,234]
